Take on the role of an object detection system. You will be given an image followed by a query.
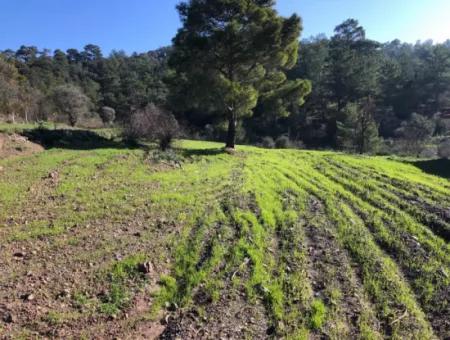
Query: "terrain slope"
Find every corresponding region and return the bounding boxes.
[0,133,449,339]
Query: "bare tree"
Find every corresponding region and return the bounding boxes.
[127,103,179,150]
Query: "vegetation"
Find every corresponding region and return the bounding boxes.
[0,127,448,338]
[168,0,311,148]
[126,103,179,150]
[1,15,449,154]
[1,0,449,338]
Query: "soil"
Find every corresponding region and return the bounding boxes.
[0,133,44,160]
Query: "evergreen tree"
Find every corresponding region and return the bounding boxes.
[169,0,310,148]
[337,98,380,154]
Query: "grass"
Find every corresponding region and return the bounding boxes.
[0,126,448,338]
[99,254,148,316]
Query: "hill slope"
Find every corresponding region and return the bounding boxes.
[0,137,449,339]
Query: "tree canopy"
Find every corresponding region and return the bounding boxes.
[168,0,311,148]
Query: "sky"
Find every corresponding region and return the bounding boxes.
[0,0,449,55]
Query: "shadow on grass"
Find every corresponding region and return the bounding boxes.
[178,147,225,158]
[407,159,450,180]
[21,128,137,150]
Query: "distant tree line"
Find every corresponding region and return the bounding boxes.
[0,45,168,126]
[1,18,450,156]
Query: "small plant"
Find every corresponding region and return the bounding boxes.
[45,311,63,326]
[310,299,327,330]
[99,254,147,316]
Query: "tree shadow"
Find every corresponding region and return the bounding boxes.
[21,128,137,150]
[177,147,225,158]
[407,159,450,180]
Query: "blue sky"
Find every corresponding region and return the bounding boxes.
[1,0,449,55]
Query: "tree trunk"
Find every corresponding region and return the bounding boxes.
[226,114,237,149]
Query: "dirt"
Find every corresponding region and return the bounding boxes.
[305,198,381,338]
[0,214,174,339]
[160,283,270,339]
[0,133,44,159]
[0,161,176,339]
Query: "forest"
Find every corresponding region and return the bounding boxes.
[1,18,450,156]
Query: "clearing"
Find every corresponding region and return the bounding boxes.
[0,127,449,339]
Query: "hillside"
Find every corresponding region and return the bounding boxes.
[0,130,449,339]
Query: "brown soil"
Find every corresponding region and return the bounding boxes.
[305,198,381,338]
[0,133,44,160]
[160,280,270,339]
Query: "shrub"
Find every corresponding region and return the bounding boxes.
[99,106,116,126]
[419,146,437,158]
[395,113,435,156]
[48,85,91,127]
[261,136,275,149]
[438,139,450,159]
[126,103,179,150]
[275,135,291,149]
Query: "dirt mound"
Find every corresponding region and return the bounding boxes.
[0,133,44,159]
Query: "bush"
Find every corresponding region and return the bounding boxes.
[99,106,116,126]
[48,85,91,127]
[395,113,435,156]
[419,146,438,158]
[275,135,291,149]
[126,103,179,150]
[438,139,450,159]
[261,136,275,149]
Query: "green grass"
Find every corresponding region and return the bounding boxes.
[99,254,148,316]
[0,127,448,339]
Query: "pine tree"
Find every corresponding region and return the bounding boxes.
[169,0,310,148]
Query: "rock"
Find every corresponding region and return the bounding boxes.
[2,312,14,323]
[266,325,276,336]
[0,166,4,172]
[21,293,35,301]
[48,171,59,180]
[58,289,71,299]
[13,252,26,259]
[137,261,154,275]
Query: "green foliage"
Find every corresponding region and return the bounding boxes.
[169,0,310,147]
[47,84,92,126]
[395,113,435,155]
[309,299,327,330]
[337,100,380,153]
[275,135,292,149]
[1,131,448,338]
[99,254,147,316]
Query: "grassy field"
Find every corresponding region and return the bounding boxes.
[0,128,449,339]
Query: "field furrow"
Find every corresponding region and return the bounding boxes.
[269,159,437,338]
[1,140,449,339]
